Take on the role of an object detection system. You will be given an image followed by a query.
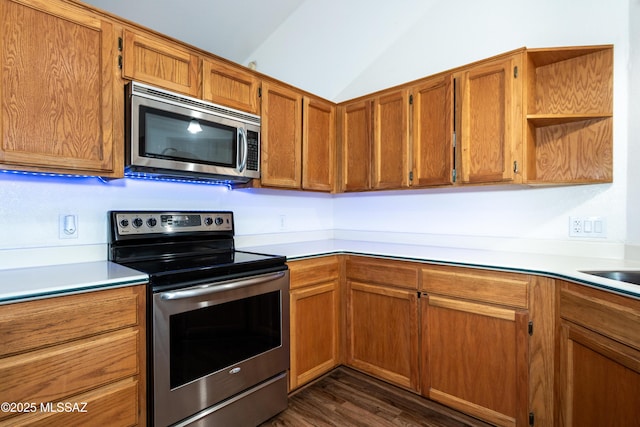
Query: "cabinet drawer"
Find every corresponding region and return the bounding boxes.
[560,281,640,351]
[0,286,142,357]
[0,328,139,414]
[288,256,339,289]
[421,265,529,308]
[0,377,139,427]
[346,256,418,290]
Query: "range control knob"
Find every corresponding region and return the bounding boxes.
[204,217,214,226]
[132,218,144,228]
[119,219,129,228]
[147,218,157,227]
[215,217,224,226]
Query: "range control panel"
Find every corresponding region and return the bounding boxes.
[114,211,233,235]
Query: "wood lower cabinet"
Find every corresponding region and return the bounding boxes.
[557,281,640,426]
[288,256,341,390]
[421,266,530,427]
[122,28,200,97]
[345,256,419,391]
[0,0,120,177]
[0,285,146,426]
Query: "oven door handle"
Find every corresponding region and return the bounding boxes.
[159,271,286,301]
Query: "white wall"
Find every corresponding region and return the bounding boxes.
[0,174,333,268]
[627,0,640,256]
[248,0,632,259]
[0,0,635,269]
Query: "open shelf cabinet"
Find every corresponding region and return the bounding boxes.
[524,45,613,184]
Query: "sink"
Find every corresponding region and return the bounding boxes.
[581,270,640,286]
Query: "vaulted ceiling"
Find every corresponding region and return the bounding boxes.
[84,0,307,65]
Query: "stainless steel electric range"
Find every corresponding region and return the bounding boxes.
[108,211,289,427]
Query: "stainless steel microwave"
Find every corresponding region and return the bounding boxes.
[125,81,260,184]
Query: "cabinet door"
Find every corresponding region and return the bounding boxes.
[202,59,259,114]
[346,281,419,391]
[422,295,529,427]
[302,96,336,192]
[122,28,199,97]
[1,0,118,176]
[558,321,640,427]
[290,281,340,390]
[372,90,410,189]
[457,54,522,184]
[260,81,302,188]
[411,74,454,186]
[338,100,372,192]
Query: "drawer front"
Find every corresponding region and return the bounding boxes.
[0,377,139,427]
[0,329,139,414]
[560,281,640,350]
[288,255,340,289]
[0,286,142,357]
[422,265,529,308]
[346,256,419,290]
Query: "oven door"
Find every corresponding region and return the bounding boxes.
[152,270,289,427]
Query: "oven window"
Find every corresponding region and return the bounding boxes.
[140,105,236,167]
[169,291,281,389]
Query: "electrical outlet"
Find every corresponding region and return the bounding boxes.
[569,216,606,238]
[59,214,78,239]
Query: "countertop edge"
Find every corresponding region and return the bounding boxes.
[241,239,640,299]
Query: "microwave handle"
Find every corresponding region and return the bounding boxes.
[237,127,248,172]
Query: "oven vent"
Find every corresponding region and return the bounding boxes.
[130,81,261,126]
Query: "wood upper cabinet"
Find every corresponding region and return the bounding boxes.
[260,80,303,188]
[524,46,613,184]
[421,266,530,427]
[557,281,640,426]
[372,89,410,189]
[410,73,454,187]
[456,51,523,184]
[0,285,146,426]
[338,99,372,192]
[202,59,260,114]
[288,256,341,390]
[0,0,120,177]
[302,96,336,192]
[122,28,200,97]
[345,256,420,391]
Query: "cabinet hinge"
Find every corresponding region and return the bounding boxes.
[409,171,414,181]
[118,37,123,51]
[514,66,518,78]
[118,55,122,70]
[452,131,456,148]
[258,87,262,98]
[417,291,421,298]
[528,321,533,336]
[529,412,534,425]
[452,168,457,182]
[513,160,519,174]
[409,94,413,105]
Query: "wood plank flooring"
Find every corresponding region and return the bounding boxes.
[260,367,494,427]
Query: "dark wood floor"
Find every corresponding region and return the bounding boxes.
[260,367,493,427]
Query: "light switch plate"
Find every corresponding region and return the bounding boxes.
[569,216,606,238]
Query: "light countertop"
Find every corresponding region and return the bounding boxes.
[0,261,148,304]
[2,239,640,304]
[241,239,640,299]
